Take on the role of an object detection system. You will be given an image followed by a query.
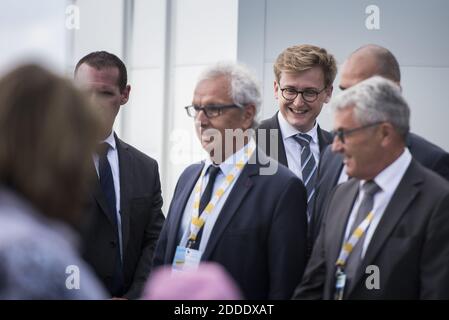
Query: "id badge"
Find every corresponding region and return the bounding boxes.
[172,245,202,273]
[334,268,346,300]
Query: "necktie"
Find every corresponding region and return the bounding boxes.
[293,133,317,220]
[97,142,123,296]
[344,180,381,291]
[189,165,221,250]
[98,143,117,226]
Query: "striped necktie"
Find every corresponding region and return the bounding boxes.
[293,133,317,220]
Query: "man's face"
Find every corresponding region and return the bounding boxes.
[339,54,377,90]
[331,106,383,180]
[75,63,130,139]
[192,76,253,161]
[274,66,332,132]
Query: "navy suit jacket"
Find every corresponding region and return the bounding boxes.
[310,132,449,250]
[153,149,308,299]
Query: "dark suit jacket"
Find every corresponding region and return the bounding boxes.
[311,132,449,249]
[293,160,449,299]
[257,112,333,167]
[81,135,165,299]
[153,149,308,299]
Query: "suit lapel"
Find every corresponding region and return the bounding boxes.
[263,112,287,166]
[327,179,360,267]
[317,125,332,154]
[201,155,259,260]
[116,136,133,252]
[347,160,423,297]
[91,155,116,225]
[165,163,204,261]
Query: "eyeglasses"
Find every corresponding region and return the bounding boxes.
[185,104,239,118]
[280,86,327,103]
[331,122,383,144]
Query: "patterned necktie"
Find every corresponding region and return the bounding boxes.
[293,133,317,220]
[188,165,221,250]
[97,142,123,296]
[344,180,381,291]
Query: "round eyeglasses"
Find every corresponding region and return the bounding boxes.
[280,87,327,103]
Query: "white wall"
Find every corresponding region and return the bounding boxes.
[238,0,449,152]
[0,0,69,76]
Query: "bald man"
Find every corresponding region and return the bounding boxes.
[309,44,449,249]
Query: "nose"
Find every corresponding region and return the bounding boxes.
[331,135,344,153]
[292,93,306,106]
[195,109,209,126]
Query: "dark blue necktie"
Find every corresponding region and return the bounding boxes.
[188,165,221,250]
[98,142,124,296]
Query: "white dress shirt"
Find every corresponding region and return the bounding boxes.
[342,148,412,259]
[93,131,123,261]
[277,112,320,180]
[178,139,256,253]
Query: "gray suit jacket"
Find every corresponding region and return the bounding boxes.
[311,132,449,250]
[293,159,449,299]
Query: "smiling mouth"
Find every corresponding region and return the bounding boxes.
[288,107,309,115]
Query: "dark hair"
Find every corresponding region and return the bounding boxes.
[75,51,128,91]
[0,64,100,227]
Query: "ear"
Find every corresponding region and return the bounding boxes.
[274,80,279,100]
[324,85,333,103]
[120,84,131,105]
[242,104,256,130]
[379,122,394,147]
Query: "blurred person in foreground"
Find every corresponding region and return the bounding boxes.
[0,64,106,299]
[143,262,242,300]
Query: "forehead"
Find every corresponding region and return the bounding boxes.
[334,106,359,128]
[75,64,120,90]
[278,66,325,87]
[193,76,231,103]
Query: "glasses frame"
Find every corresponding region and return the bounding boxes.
[280,86,327,103]
[331,121,384,144]
[184,104,240,118]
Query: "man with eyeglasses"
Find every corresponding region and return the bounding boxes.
[310,44,449,249]
[257,44,337,226]
[153,62,308,299]
[293,76,449,300]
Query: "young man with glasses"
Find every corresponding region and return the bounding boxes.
[258,44,337,225]
[153,62,308,299]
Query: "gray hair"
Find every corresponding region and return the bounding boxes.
[331,76,410,138]
[197,62,262,126]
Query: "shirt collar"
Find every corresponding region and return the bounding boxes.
[277,111,319,145]
[204,138,256,177]
[360,147,412,194]
[101,131,116,150]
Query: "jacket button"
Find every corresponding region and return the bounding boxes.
[110,240,116,248]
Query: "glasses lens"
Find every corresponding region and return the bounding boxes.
[282,88,298,101]
[302,90,318,102]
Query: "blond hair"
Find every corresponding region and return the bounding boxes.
[273,44,337,87]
